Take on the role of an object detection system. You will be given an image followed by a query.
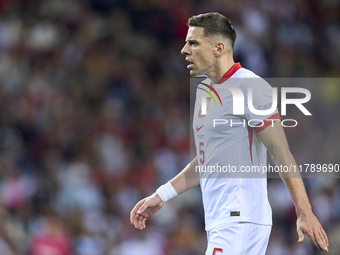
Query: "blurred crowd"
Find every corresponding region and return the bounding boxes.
[0,0,339,254]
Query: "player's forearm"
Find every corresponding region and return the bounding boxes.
[281,177,312,216]
[169,157,200,195]
[155,157,199,203]
[271,150,312,215]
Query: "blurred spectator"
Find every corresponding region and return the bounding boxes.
[30,215,72,255]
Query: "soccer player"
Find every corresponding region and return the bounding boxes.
[130,12,329,254]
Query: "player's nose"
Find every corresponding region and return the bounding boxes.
[181,43,190,55]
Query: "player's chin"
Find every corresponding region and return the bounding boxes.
[189,69,199,77]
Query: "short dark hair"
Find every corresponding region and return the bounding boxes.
[188,12,237,48]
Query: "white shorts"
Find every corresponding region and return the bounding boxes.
[205,222,271,255]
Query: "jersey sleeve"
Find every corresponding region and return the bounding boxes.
[240,78,281,132]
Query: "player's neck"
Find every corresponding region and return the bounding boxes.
[207,57,235,84]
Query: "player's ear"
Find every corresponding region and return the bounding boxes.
[214,42,225,57]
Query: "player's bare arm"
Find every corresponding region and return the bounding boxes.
[167,157,200,195]
[130,157,200,230]
[257,120,329,252]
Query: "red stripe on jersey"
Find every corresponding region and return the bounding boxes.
[212,248,223,255]
[253,113,281,133]
[247,125,253,164]
[217,62,242,84]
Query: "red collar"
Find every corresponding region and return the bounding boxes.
[217,62,242,84]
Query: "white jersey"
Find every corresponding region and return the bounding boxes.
[193,63,280,231]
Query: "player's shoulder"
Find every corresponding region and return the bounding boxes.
[235,68,273,90]
[234,67,260,79]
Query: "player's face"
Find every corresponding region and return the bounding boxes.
[181,27,216,77]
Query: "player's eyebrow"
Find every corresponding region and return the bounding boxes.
[186,39,199,45]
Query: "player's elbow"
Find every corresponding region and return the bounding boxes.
[269,144,293,166]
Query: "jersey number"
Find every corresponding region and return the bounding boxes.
[199,142,205,164]
[212,248,223,255]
